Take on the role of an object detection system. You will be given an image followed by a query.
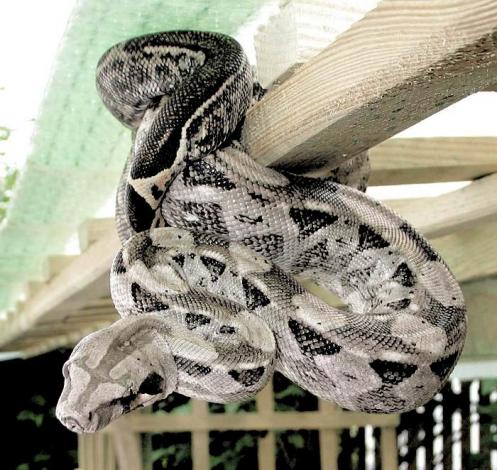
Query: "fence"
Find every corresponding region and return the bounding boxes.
[77,379,399,470]
[76,377,497,470]
[398,379,497,470]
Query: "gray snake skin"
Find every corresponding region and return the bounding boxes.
[56,31,467,434]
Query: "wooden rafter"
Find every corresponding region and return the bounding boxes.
[386,173,497,239]
[369,137,497,186]
[432,220,497,283]
[243,0,497,168]
[0,230,119,347]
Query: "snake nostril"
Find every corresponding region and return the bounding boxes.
[61,416,84,433]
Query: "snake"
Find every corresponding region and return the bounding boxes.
[56,31,467,434]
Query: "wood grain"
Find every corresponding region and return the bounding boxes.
[369,137,497,185]
[244,0,497,169]
[433,220,497,283]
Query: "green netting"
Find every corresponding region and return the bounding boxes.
[0,0,268,310]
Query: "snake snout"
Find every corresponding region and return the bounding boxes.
[59,416,85,434]
[56,390,102,433]
[56,407,97,434]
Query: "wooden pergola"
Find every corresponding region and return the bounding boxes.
[1,1,496,468]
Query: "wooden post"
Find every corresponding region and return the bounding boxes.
[257,382,276,470]
[79,432,115,470]
[104,433,117,470]
[318,400,339,470]
[380,427,399,470]
[111,423,143,470]
[191,400,210,470]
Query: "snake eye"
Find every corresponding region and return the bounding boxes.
[117,339,132,352]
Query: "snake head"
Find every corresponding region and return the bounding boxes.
[56,315,178,433]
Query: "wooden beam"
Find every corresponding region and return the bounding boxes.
[0,322,113,358]
[111,409,398,434]
[42,298,116,325]
[243,0,497,169]
[64,310,118,322]
[6,220,118,344]
[385,172,497,238]
[111,423,143,470]
[0,300,119,356]
[433,220,497,283]
[369,137,497,186]
[47,255,78,278]
[191,400,210,470]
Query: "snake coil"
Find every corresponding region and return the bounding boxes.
[56,31,466,434]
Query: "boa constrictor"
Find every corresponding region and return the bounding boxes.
[56,31,467,434]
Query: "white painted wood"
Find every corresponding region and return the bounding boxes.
[255,0,379,86]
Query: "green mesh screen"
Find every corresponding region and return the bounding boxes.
[0,0,268,311]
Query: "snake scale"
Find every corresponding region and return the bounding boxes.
[56,31,467,434]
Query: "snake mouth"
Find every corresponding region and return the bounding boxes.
[87,391,163,431]
[60,416,86,434]
[58,410,101,434]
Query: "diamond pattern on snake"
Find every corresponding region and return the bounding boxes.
[56,31,466,434]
